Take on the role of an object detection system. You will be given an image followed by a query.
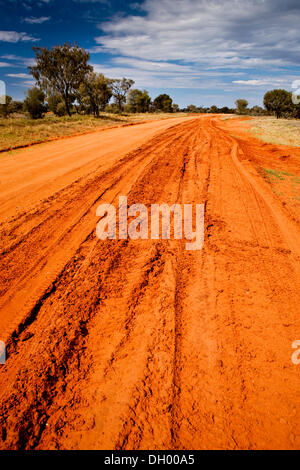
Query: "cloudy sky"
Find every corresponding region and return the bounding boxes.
[0,0,299,107]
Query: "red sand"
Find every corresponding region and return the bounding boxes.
[0,115,300,449]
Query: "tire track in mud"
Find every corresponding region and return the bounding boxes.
[0,121,198,344]
[0,119,203,449]
[0,117,300,450]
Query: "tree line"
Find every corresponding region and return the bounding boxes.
[0,43,178,119]
[235,90,300,119]
[182,91,300,119]
[0,43,299,120]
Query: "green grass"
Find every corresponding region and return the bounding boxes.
[264,168,285,181]
[260,167,300,207]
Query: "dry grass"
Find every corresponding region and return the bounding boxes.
[248,116,300,147]
[258,166,300,223]
[0,112,187,151]
[220,114,240,121]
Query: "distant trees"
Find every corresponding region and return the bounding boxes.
[79,72,112,117]
[111,78,135,112]
[250,105,266,116]
[153,94,173,113]
[210,105,219,114]
[10,42,293,122]
[30,43,92,116]
[47,93,66,116]
[11,100,24,113]
[127,89,151,113]
[186,104,199,113]
[0,95,14,118]
[24,87,47,119]
[263,89,292,119]
[235,99,249,115]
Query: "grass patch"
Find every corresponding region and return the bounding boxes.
[264,169,285,181]
[248,116,300,147]
[260,166,300,211]
[0,112,187,151]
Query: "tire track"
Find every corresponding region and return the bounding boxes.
[0,116,300,450]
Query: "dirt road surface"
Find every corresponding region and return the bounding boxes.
[0,115,300,450]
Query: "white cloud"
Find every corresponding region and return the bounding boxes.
[11,80,36,88]
[1,54,35,66]
[88,0,300,102]
[233,77,294,87]
[234,80,270,86]
[23,16,51,24]
[93,0,300,73]
[0,31,39,42]
[6,73,32,79]
[74,0,109,2]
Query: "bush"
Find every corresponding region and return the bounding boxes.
[0,95,14,118]
[263,89,292,119]
[24,87,47,119]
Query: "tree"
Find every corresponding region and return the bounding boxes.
[80,72,112,117]
[220,106,231,114]
[24,87,47,119]
[153,94,173,113]
[48,93,67,116]
[263,89,292,119]
[11,100,24,113]
[29,43,92,116]
[111,78,134,112]
[172,104,179,113]
[293,103,300,119]
[235,99,249,115]
[186,104,199,113]
[127,88,151,113]
[250,105,265,116]
[0,95,14,118]
[210,105,219,113]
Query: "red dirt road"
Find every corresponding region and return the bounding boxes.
[0,115,300,450]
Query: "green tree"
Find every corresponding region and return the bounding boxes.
[220,106,231,114]
[80,72,112,117]
[210,105,219,113]
[48,93,67,116]
[11,100,24,114]
[186,104,199,113]
[24,87,47,119]
[250,105,265,116]
[29,43,92,116]
[0,95,14,118]
[235,99,249,115]
[111,78,134,112]
[263,89,292,119]
[172,104,179,113]
[127,89,151,113]
[153,94,173,113]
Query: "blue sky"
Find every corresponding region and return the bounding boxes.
[0,0,300,107]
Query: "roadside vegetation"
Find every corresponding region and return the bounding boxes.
[0,112,187,152]
[0,43,300,151]
[247,117,300,147]
[258,166,300,223]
